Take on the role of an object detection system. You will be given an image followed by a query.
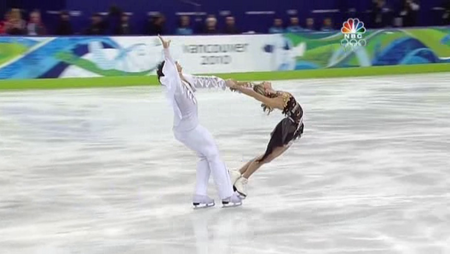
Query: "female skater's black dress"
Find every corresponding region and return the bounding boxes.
[258,92,304,162]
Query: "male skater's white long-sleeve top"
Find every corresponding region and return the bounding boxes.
[159,47,234,200]
[160,48,226,132]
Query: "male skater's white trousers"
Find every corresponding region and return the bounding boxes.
[174,124,234,200]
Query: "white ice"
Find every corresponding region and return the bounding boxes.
[1,74,450,254]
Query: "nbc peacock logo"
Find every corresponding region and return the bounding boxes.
[341,18,366,50]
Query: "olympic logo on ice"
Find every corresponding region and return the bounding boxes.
[341,18,366,50]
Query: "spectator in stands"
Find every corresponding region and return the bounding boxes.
[399,0,420,27]
[106,4,122,35]
[0,11,9,35]
[55,11,73,35]
[269,18,284,33]
[5,9,26,35]
[175,15,193,35]
[203,16,218,34]
[286,17,302,33]
[85,13,104,35]
[321,18,334,31]
[371,0,391,28]
[340,0,357,19]
[147,13,165,35]
[304,18,315,31]
[445,0,450,25]
[115,13,131,35]
[223,16,240,34]
[27,10,46,36]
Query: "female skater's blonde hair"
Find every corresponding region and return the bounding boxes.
[253,84,275,115]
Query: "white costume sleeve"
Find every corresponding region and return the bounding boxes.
[183,74,227,91]
[162,48,177,75]
[160,48,183,119]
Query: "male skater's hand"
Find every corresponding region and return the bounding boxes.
[158,35,171,49]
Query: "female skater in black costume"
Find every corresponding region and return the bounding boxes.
[226,80,304,198]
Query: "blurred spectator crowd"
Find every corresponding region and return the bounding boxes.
[1,0,450,36]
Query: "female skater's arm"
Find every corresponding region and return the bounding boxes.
[231,84,284,110]
[234,81,254,88]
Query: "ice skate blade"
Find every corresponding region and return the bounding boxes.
[236,191,247,200]
[193,202,215,209]
[233,186,247,199]
[221,202,242,208]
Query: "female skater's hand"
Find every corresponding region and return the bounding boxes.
[225,79,238,91]
[158,35,171,48]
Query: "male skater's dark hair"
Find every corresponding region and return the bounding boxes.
[157,61,165,82]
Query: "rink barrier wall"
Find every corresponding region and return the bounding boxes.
[1,63,450,91]
[0,27,450,90]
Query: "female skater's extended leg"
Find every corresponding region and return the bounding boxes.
[239,159,253,174]
[244,145,289,178]
[235,145,290,198]
[229,158,256,188]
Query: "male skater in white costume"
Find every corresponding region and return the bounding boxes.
[156,35,242,208]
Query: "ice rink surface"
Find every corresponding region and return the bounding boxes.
[1,73,450,254]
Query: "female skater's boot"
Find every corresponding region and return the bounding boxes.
[234,177,248,199]
[229,170,242,184]
[193,195,215,209]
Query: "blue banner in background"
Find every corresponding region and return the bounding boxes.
[0,27,449,80]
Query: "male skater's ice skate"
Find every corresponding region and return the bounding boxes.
[157,35,242,208]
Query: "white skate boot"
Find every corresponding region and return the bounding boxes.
[193,195,215,209]
[229,170,242,184]
[222,193,243,208]
[234,177,248,199]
